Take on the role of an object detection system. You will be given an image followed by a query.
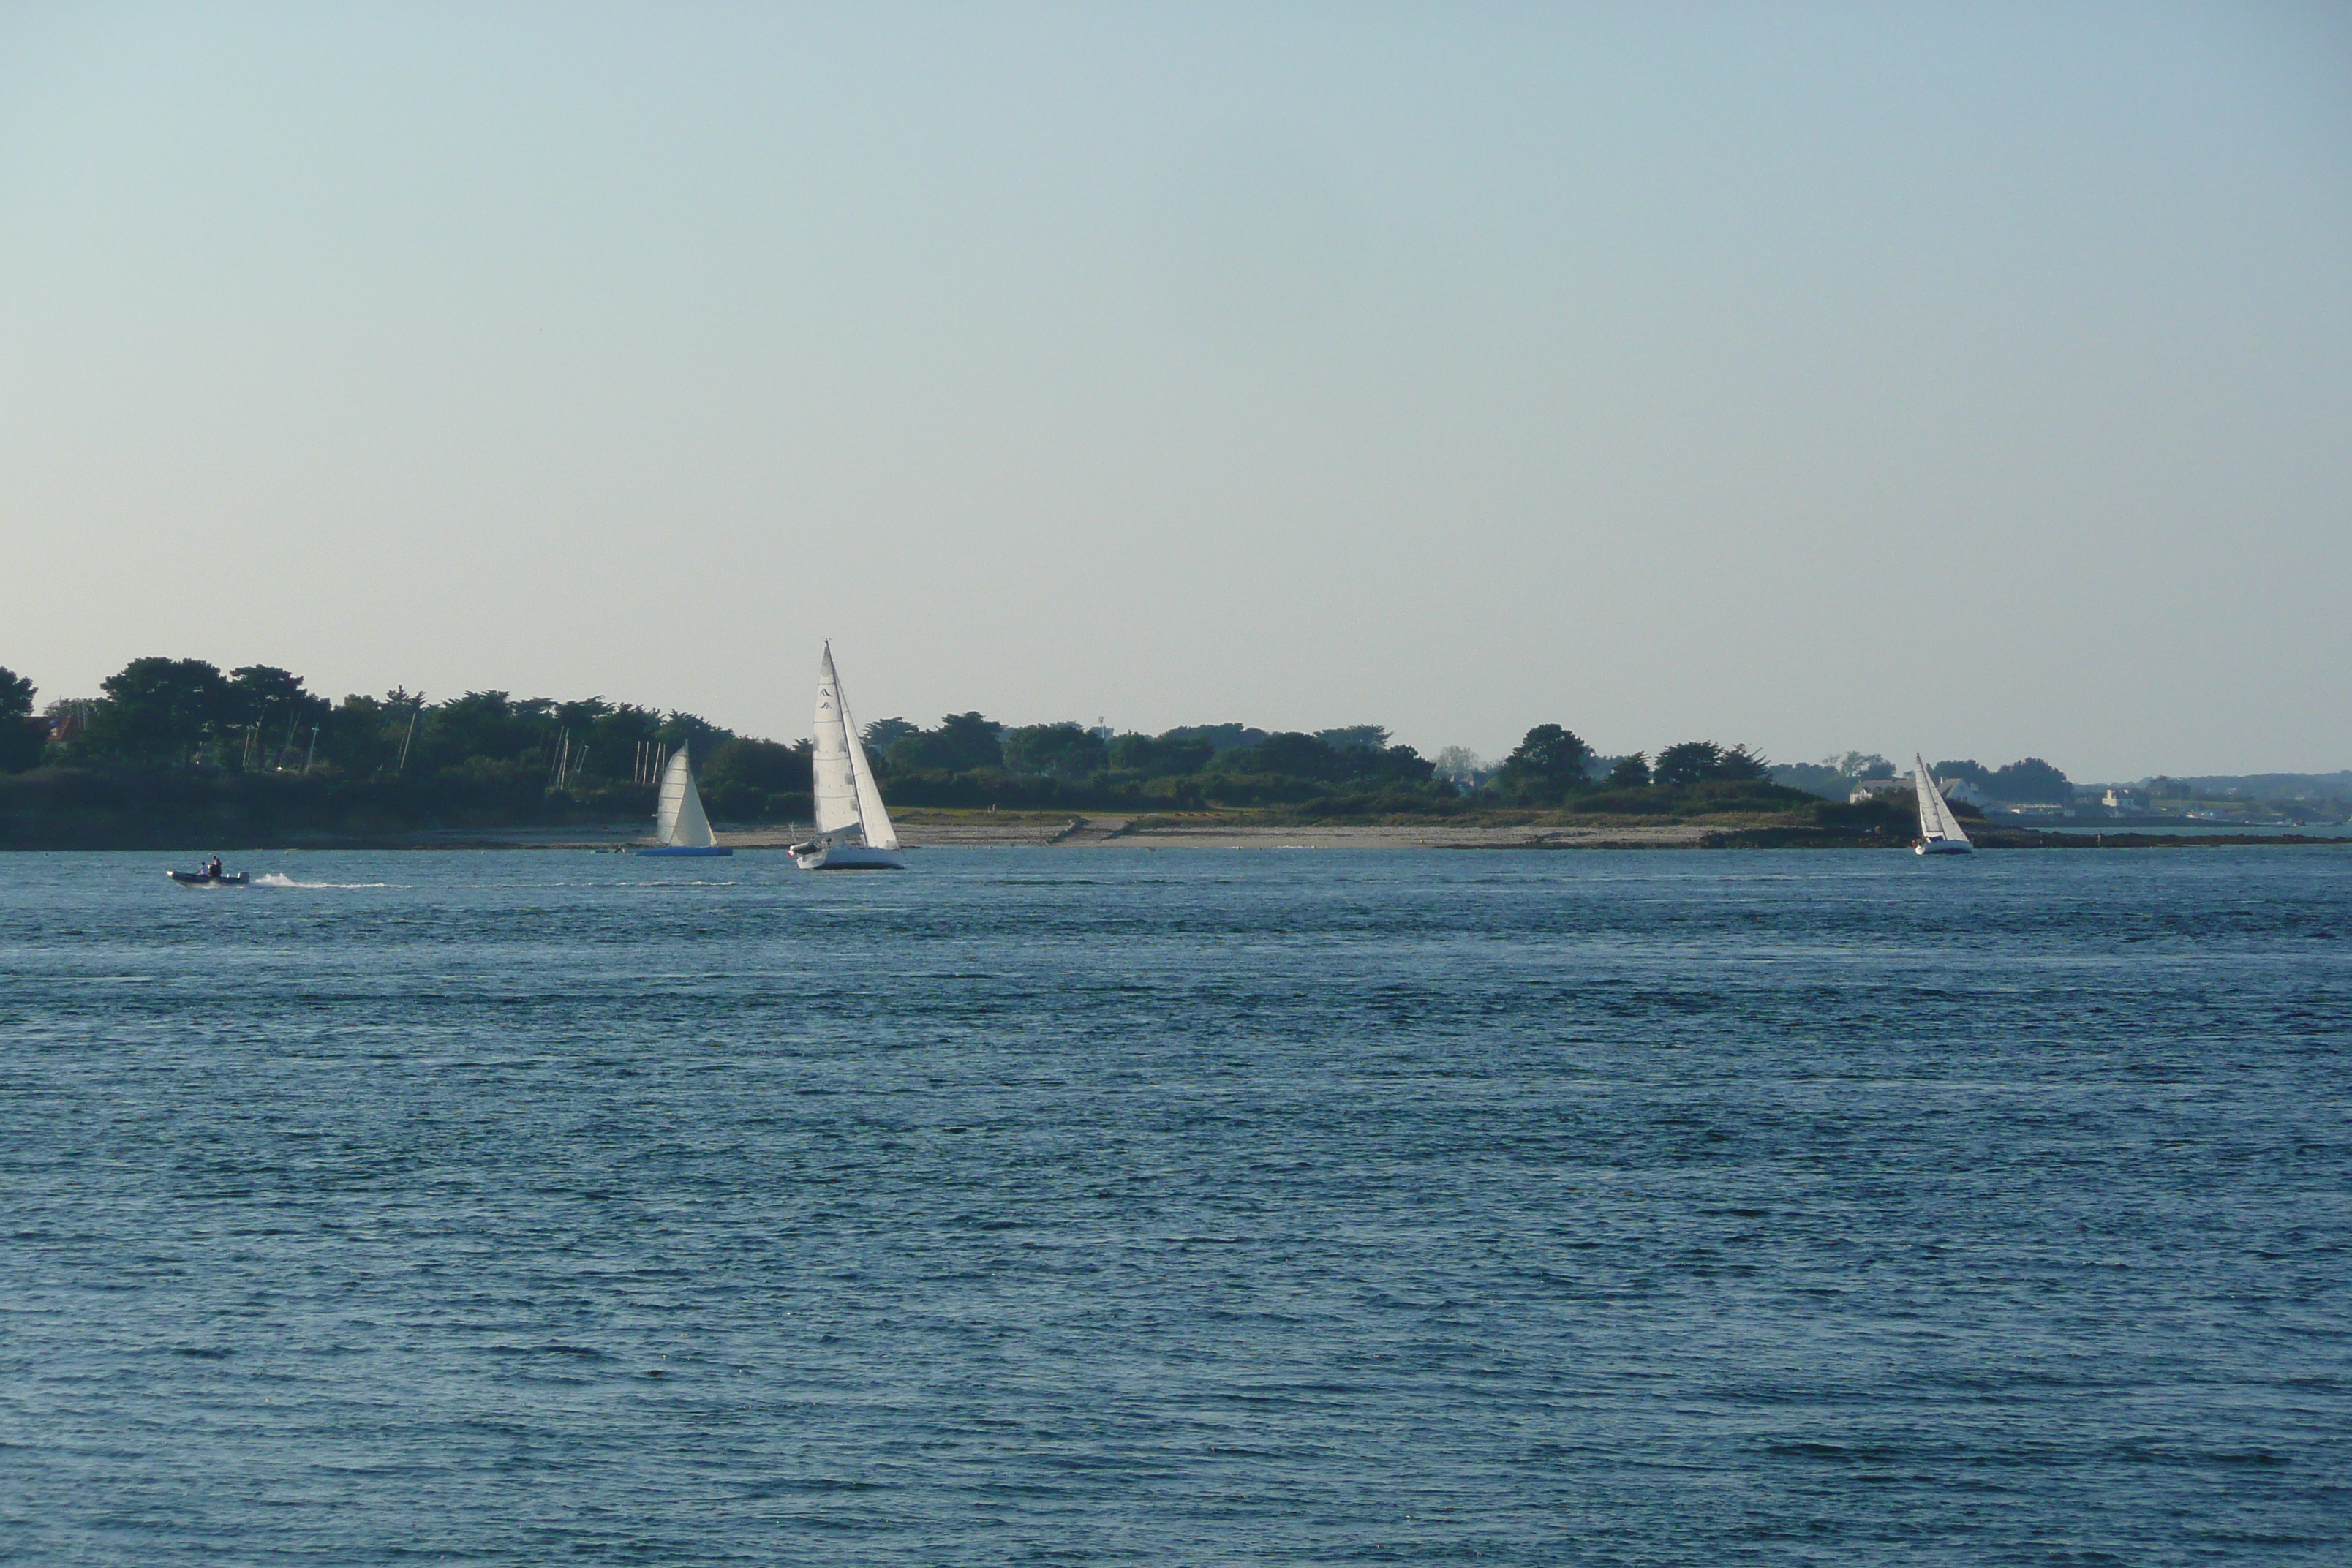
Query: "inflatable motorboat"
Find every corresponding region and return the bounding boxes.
[167,868,250,887]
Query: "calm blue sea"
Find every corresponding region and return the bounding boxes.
[2,848,2347,1564]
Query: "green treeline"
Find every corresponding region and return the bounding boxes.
[829,714,1804,818]
[1768,750,2077,804]
[6,657,812,824]
[867,715,1448,812]
[1,655,1861,844]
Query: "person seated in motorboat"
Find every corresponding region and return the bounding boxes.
[206,855,224,881]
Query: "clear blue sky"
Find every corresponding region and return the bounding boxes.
[4,3,2347,776]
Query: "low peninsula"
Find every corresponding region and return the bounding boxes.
[1,658,2341,851]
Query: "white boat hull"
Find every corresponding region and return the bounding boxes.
[1916,840,1975,856]
[637,845,733,857]
[792,842,904,871]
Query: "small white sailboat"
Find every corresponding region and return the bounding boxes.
[791,642,904,870]
[639,744,733,857]
[1912,753,1975,856]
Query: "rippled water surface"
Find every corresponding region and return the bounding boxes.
[3,848,2348,1564]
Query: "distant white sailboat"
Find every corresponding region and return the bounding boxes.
[639,744,733,857]
[1912,753,1975,856]
[790,643,904,870]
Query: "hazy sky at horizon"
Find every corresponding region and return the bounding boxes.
[4,3,2348,777]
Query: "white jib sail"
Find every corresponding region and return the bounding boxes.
[657,745,718,848]
[811,644,863,840]
[834,659,900,853]
[1913,753,1971,847]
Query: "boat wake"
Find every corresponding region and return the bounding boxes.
[253,873,399,889]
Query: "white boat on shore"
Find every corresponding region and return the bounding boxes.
[1913,753,1975,856]
[639,745,732,857]
[790,643,903,871]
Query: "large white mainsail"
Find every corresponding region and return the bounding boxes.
[655,745,718,848]
[811,644,863,840]
[1912,752,1974,855]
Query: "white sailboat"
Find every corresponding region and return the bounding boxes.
[790,643,904,870]
[639,743,733,857]
[1912,753,1975,856]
